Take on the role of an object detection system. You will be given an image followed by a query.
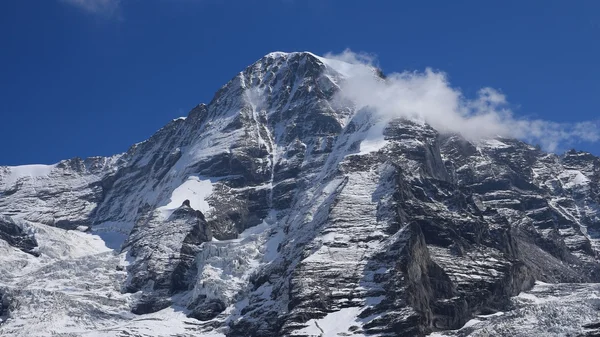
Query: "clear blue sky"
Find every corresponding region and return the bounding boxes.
[1,0,599,165]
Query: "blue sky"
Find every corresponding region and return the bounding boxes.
[1,0,598,165]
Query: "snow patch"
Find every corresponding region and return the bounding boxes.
[558,169,590,189]
[92,221,134,251]
[462,318,482,328]
[33,223,113,259]
[313,53,372,79]
[2,164,56,185]
[359,138,388,154]
[296,307,364,336]
[482,138,511,149]
[78,307,226,337]
[477,311,505,318]
[157,176,213,219]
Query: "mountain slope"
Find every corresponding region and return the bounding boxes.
[0,52,599,337]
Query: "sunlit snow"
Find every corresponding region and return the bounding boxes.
[157,176,213,218]
[2,164,55,186]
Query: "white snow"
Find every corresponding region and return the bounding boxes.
[558,169,590,189]
[0,217,231,337]
[1,164,56,186]
[359,138,388,155]
[92,221,134,250]
[265,51,290,59]
[77,307,226,337]
[357,117,389,154]
[157,176,213,218]
[516,292,548,304]
[477,311,505,318]
[481,138,511,149]
[263,51,374,80]
[313,53,374,79]
[462,318,482,328]
[296,307,364,336]
[33,222,114,259]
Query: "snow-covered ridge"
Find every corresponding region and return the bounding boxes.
[0,164,56,186]
[263,50,376,79]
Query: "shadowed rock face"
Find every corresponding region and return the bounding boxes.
[124,201,212,314]
[0,52,599,336]
[0,216,38,256]
[581,322,600,337]
[0,290,10,324]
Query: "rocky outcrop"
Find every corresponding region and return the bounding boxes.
[0,216,38,256]
[580,322,600,337]
[124,201,212,314]
[0,290,10,325]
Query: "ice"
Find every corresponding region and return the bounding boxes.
[191,215,281,306]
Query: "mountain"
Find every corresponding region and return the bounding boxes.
[0,52,599,337]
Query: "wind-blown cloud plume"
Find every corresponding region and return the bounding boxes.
[325,50,599,152]
[61,0,121,16]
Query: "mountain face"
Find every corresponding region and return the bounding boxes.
[1,52,599,337]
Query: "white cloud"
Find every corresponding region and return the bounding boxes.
[61,0,121,15]
[324,49,599,152]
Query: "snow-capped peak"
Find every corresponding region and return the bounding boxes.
[260,50,376,79]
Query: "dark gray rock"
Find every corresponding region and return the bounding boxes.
[0,216,38,256]
[123,202,212,311]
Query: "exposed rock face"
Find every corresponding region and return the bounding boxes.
[0,290,10,324]
[0,52,598,336]
[124,201,212,314]
[0,215,38,256]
